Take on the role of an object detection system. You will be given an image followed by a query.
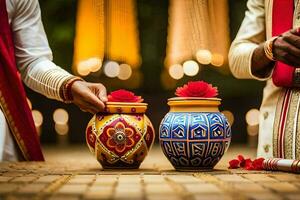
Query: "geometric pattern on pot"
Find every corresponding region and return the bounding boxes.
[159,112,231,169]
[160,112,229,140]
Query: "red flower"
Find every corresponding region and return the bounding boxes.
[108,89,143,103]
[228,155,265,171]
[252,158,265,170]
[229,159,240,169]
[175,81,218,98]
[237,155,245,167]
[244,159,254,170]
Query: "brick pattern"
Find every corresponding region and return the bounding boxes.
[0,148,299,200]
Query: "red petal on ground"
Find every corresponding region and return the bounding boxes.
[228,159,240,169]
[252,158,265,170]
[237,155,246,167]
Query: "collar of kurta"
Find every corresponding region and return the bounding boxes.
[0,0,44,161]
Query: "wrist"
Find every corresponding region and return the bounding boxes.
[251,44,275,78]
[60,76,84,103]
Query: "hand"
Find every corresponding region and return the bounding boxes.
[71,81,107,114]
[273,27,300,67]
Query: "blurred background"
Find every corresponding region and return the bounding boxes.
[26,0,264,148]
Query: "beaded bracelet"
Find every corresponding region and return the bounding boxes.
[263,36,278,61]
[60,77,84,103]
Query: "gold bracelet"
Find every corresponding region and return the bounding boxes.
[60,76,84,103]
[264,36,278,61]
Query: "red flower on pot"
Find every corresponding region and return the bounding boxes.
[108,89,144,103]
[175,81,218,98]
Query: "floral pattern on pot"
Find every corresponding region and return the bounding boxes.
[101,120,141,156]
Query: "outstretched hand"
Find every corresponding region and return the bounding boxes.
[70,81,107,114]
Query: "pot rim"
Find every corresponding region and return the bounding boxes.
[167,97,221,112]
[106,102,148,106]
[168,97,221,101]
[104,102,147,114]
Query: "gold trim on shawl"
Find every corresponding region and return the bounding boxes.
[273,88,286,158]
[0,90,30,160]
[284,90,300,159]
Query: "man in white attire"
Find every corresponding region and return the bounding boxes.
[0,0,107,161]
[229,0,300,159]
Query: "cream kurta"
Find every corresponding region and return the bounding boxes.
[229,0,300,158]
[0,0,74,161]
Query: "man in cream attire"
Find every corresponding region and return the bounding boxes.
[229,0,300,159]
[0,0,107,161]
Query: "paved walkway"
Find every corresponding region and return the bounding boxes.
[0,145,299,200]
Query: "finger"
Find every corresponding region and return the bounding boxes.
[74,100,99,114]
[79,105,98,114]
[277,38,300,58]
[290,27,300,36]
[81,99,104,113]
[277,53,300,67]
[83,92,106,111]
[99,87,108,102]
[282,31,300,49]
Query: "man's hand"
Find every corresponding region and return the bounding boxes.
[70,81,107,114]
[273,28,300,67]
[251,28,300,78]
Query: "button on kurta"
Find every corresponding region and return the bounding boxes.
[263,112,269,120]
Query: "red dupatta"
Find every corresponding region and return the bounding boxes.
[271,0,294,87]
[0,0,44,160]
[272,0,300,159]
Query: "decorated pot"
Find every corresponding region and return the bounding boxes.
[86,102,155,169]
[159,97,231,171]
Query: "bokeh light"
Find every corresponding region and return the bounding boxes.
[77,63,90,76]
[55,124,69,136]
[247,125,259,136]
[211,53,224,67]
[196,49,212,65]
[32,110,43,127]
[169,64,184,80]
[222,110,234,126]
[118,64,132,80]
[104,61,120,78]
[245,109,260,126]
[53,108,69,125]
[89,57,102,72]
[182,60,199,76]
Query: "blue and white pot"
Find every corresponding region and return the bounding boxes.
[159,97,231,171]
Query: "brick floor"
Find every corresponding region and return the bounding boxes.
[0,145,299,200]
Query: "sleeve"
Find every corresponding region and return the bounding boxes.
[228,0,271,81]
[11,0,74,101]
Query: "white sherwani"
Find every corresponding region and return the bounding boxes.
[0,0,73,161]
[229,0,299,158]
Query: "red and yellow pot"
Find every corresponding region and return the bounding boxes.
[86,102,155,169]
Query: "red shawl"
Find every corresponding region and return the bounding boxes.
[272,0,295,87]
[0,0,44,160]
